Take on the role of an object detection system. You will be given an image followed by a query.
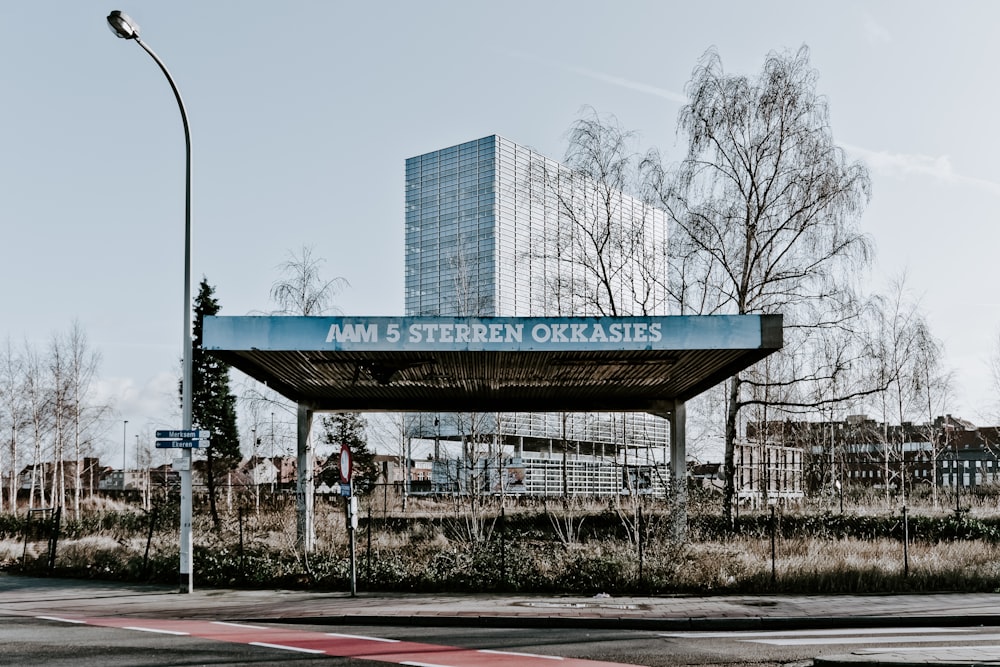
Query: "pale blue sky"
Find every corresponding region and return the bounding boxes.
[4,2,999,461]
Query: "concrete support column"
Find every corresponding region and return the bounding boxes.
[296,403,315,553]
[670,400,688,542]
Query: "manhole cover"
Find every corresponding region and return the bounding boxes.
[516,601,643,610]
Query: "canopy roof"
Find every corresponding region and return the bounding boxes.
[203,315,782,417]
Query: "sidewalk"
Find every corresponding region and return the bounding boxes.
[3,574,1000,665]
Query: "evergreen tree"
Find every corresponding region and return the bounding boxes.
[319,413,378,495]
[186,278,241,529]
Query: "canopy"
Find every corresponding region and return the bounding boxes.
[203,314,782,417]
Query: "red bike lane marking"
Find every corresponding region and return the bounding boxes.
[54,616,636,667]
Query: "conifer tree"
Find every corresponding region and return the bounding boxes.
[187,278,241,529]
[319,413,378,495]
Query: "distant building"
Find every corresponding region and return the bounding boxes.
[373,454,434,493]
[240,456,279,488]
[430,451,668,497]
[99,465,179,493]
[747,415,1000,493]
[98,469,147,492]
[20,458,103,494]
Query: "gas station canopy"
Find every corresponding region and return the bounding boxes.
[203,314,782,416]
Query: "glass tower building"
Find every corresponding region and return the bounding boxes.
[404,135,670,462]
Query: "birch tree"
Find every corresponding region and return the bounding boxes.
[269,245,347,316]
[22,344,50,509]
[856,277,949,506]
[0,340,26,513]
[61,322,106,518]
[242,246,348,430]
[531,108,667,317]
[47,333,68,509]
[657,46,874,525]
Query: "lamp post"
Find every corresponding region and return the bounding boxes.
[107,10,194,594]
[122,420,128,474]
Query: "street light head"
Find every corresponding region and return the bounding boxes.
[107,10,139,39]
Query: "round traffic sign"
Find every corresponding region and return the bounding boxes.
[339,444,352,484]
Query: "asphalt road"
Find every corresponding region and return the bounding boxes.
[10,615,1000,667]
[7,574,1000,666]
[0,617,752,667]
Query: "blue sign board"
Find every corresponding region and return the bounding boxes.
[156,429,212,440]
[204,315,778,353]
[155,439,210,449]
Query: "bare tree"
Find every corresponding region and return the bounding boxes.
[913,321,951,507]
[60,322,106,518]
[243,246,349,413]
[0,326,105,516]
[529,108,668,317]
[855,277,949,507]
[269,245,348,316]
[22,343,50,510]
[240,246,348,517]
[0,339,26,513]
[988,328,1000,423]
[655,46,874,526]
[873,279,951,506]
[47,333,68,510]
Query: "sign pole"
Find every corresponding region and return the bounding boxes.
[155,428,211,593]
[348,484,357,597]
[340,444,357,597]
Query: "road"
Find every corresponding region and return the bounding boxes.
[6,575,1000,666]
[7,614,1000,666]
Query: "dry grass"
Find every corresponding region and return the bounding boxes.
[0,538,28,568]
[7,495,1000,594]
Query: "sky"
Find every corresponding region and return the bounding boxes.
[3,1,1000,465]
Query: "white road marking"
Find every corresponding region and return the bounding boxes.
[401,662,457,667]
[122,626,189,636]
[327,631,401,642]
[36,616,85,624]
[249,641,325,654]
[479,648,564,659]
[750,632,1000,646]
[660,627,963,639]
[211,621,269,630]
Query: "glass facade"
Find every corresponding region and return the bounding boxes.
[404,135,670,450]
[405,136,499,317]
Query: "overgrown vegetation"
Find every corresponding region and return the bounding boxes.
[7,491,1000,596]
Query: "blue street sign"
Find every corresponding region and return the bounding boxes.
[155,429,211,440]
[155,439,210,449]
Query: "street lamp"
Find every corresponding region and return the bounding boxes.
[107,10,194,594]
[122,419,128,474]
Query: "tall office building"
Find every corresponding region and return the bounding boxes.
[406,135,668,318]
[404,135,670,469]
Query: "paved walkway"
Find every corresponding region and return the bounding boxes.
[3,574,1000,665]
